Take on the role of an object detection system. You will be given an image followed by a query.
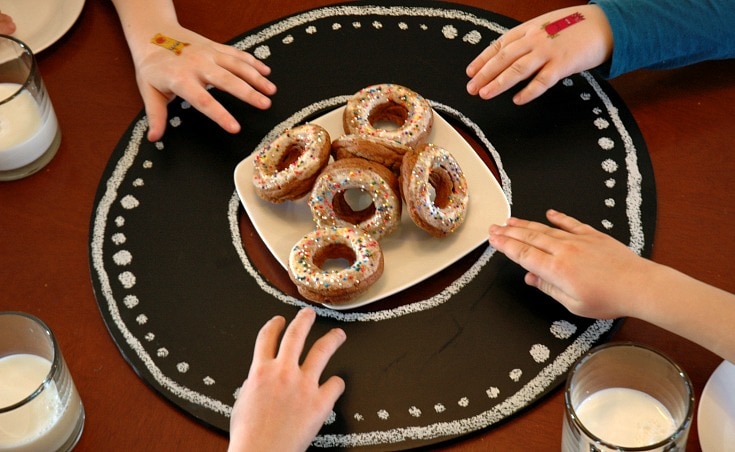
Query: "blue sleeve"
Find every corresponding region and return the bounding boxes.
[589,0,735,78]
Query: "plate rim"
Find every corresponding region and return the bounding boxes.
[697,360,735,452]
[0,0,86,53]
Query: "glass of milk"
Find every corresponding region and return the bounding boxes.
[0,312,84,451]
[0,35,61,181]
[561,342,693,451]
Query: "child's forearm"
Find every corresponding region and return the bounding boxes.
[630,262,735,362]
[110,0,180,57]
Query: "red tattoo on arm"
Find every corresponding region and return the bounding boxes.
[543,12,585,38]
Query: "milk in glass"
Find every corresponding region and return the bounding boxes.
[0,354,83,451]
[575,387,677,448]
[0,83,59,171]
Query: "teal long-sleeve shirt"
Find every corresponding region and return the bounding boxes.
[590,0,735,78]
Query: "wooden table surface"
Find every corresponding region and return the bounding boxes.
[1,0,732,450]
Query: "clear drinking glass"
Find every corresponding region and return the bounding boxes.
[0,312,84,451]
[0,35,61,181]
[562,342,694,452]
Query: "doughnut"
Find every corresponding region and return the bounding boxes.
[400,143,469,237]
[309,158,402,241]
[252,124,331,203]
[288,226,384,304]
[343,84,433,150]
[331,134,411,173]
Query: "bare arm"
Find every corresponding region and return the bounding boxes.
[466,4,613,105]
[489,210,735,362]
[110,0,276,141]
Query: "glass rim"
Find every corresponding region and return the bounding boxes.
[564,341,695,451]
[0,34,37,107]
[0,311,61,414]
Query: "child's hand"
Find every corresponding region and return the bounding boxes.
[228,308,346,452]
[0,11,16,34]
[132,27,276,141]
[466,5,612,104]
[488,209,648,319]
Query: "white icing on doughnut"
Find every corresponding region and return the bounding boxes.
[404,143,469,235]
[252,124,330,194]
[309,161,401,240]
[344,84,433,150]
[289,227,383,298]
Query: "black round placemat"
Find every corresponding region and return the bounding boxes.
[89,2,656,449]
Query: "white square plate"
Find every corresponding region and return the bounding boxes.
[234,106,510,309]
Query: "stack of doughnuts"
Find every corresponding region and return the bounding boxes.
[251,83,469,305]
[331,83,469,238]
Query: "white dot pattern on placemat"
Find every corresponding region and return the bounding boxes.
[118,271,136,289]
[89,5,648,448]
[112,250,132,266]
[442,24,458,39]
[563,73,645,249]
[253,45,270,59]
[529,344,551,363]
[325,411,337,425]
[120,195,139,210]
[509,369,523,382]
[122,294,138,309]
[550,320,577,339]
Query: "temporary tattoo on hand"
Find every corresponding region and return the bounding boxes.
[542,12,585,38]
[151,33,190,55]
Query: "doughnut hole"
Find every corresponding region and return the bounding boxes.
[275,143,305,171]
[368,101,407,131]
[429,169,453,208]
[312,243,356,272]
[332,189,376,224]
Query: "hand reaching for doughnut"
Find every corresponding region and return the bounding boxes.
[488,209,647,319]
[112,0,277,142]
[0,10,16,34]
[133,27,276,142]
[228,308,347,452]
[488,209,735,363]
[466,5,613,105]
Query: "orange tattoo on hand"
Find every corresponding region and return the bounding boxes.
[151,33,190,55]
